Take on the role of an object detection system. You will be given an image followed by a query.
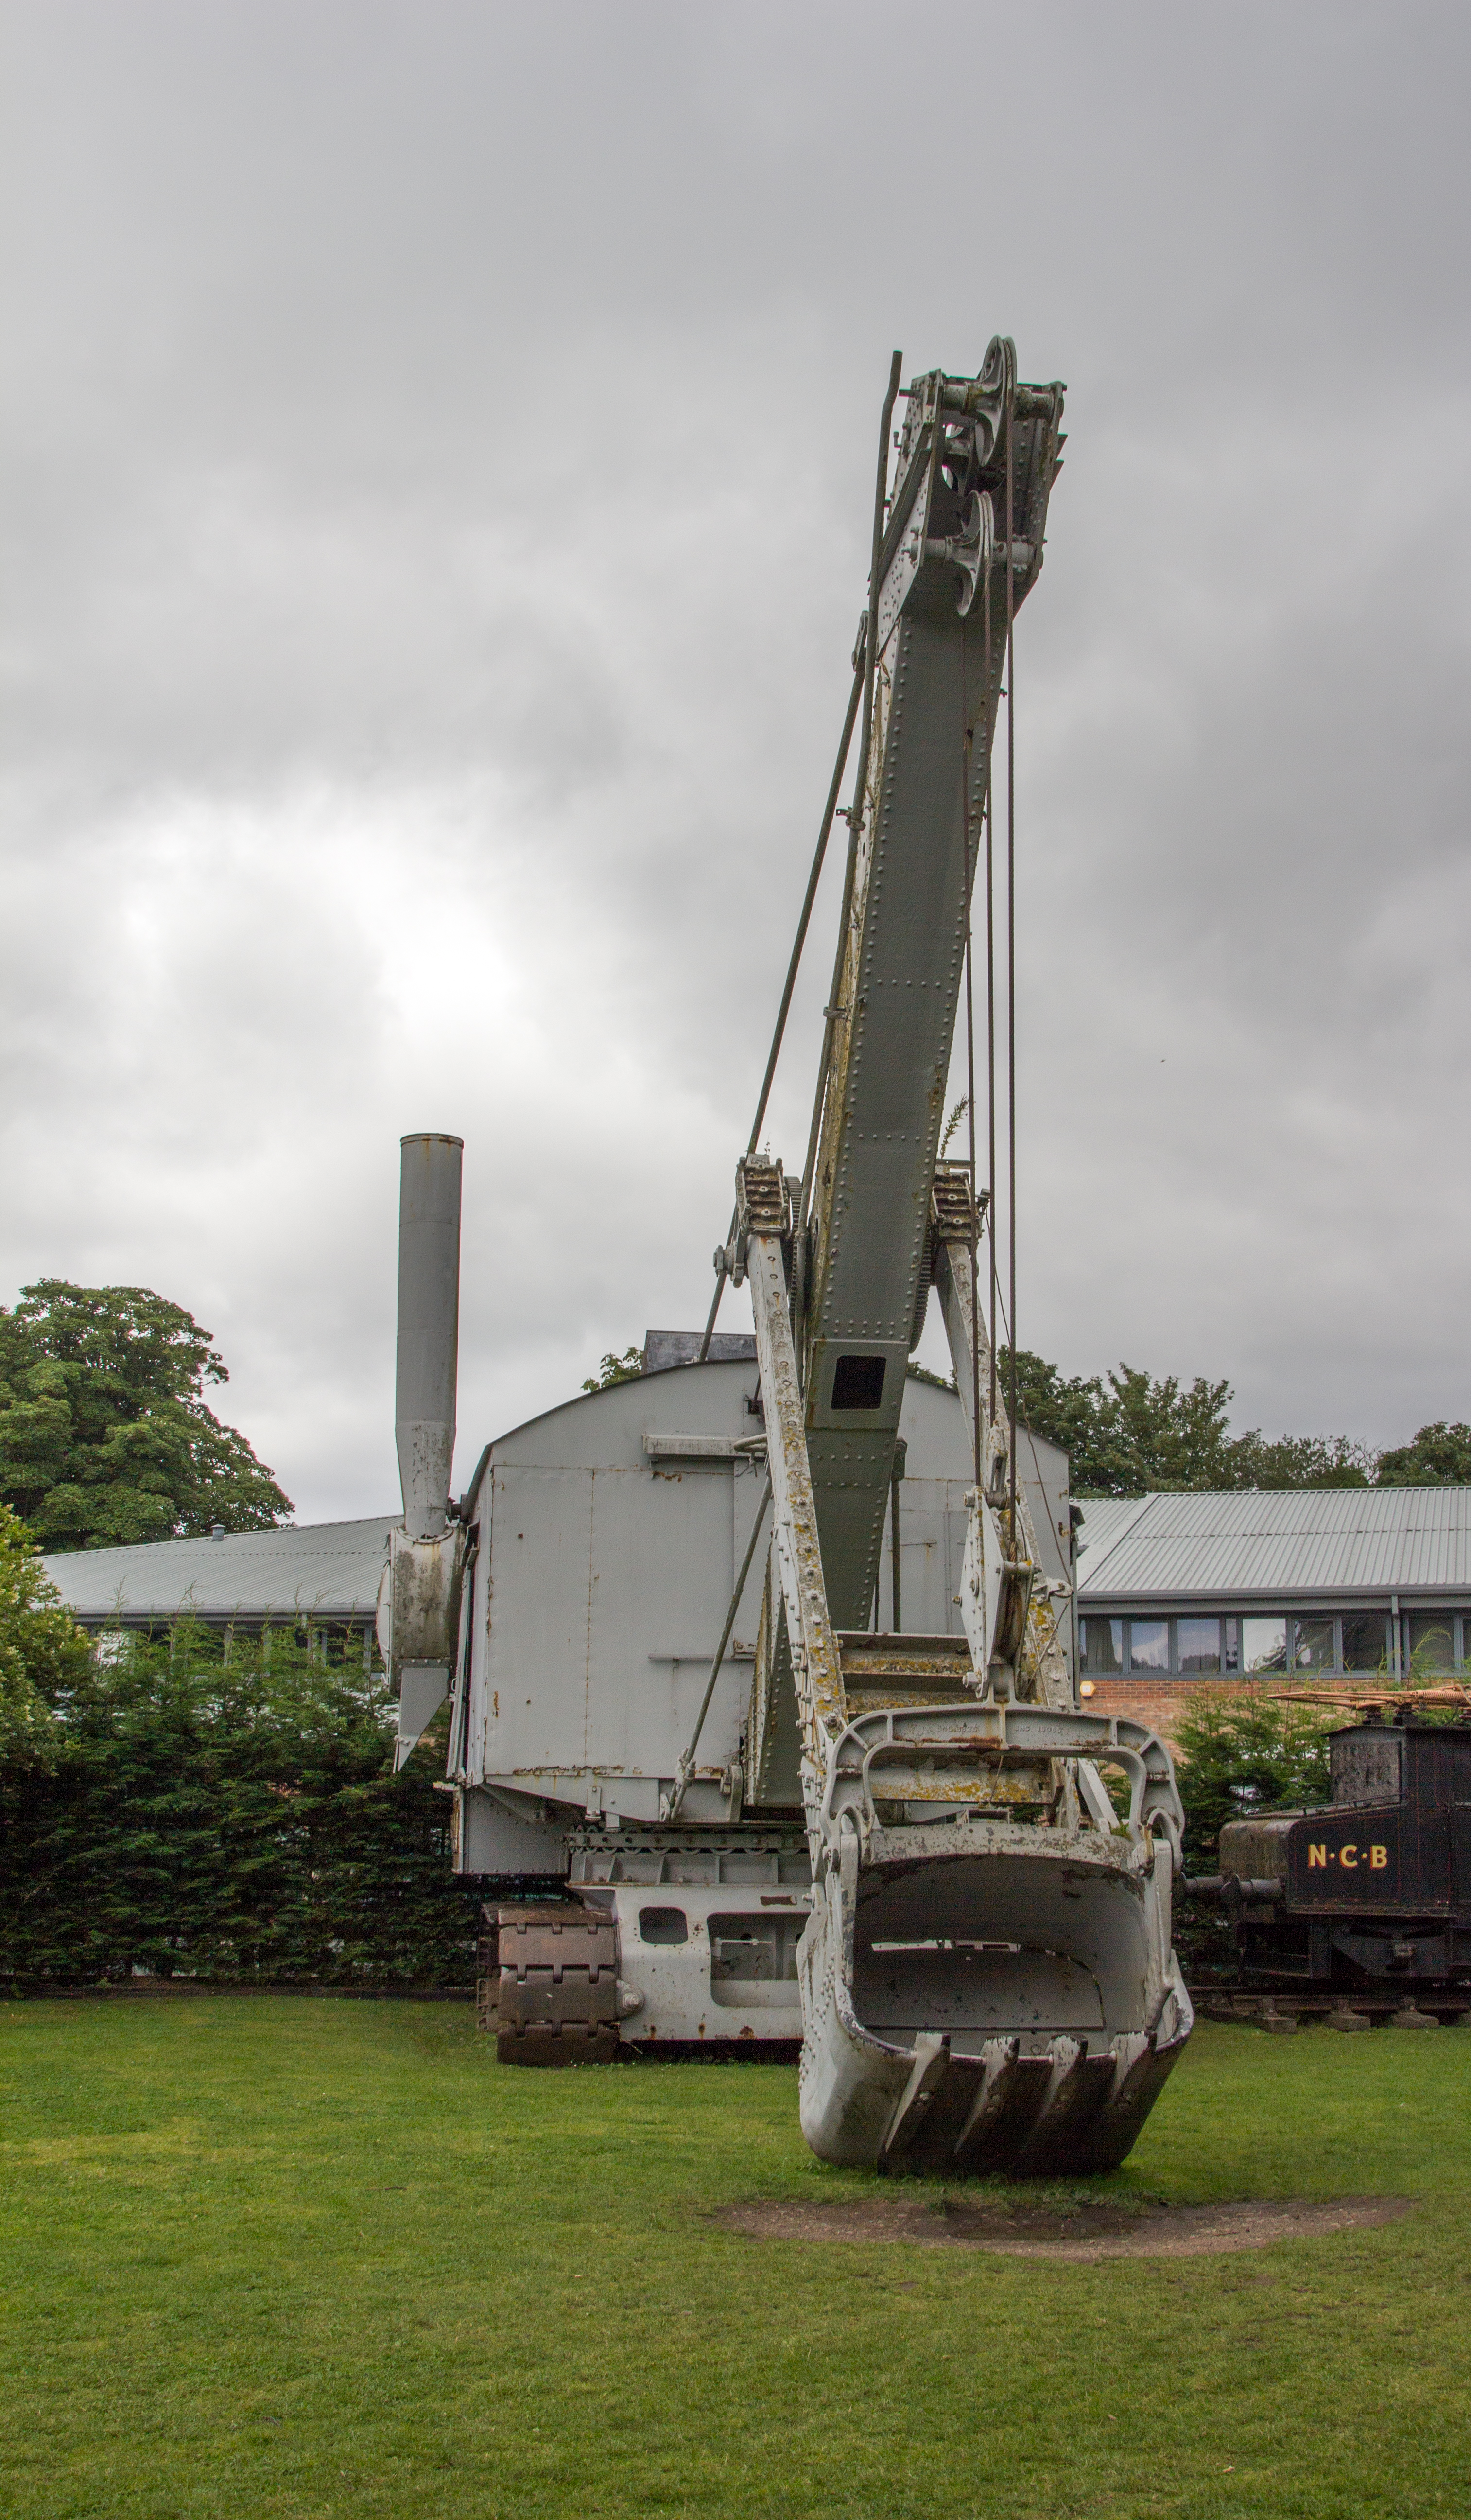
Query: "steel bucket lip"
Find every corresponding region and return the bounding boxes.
[859,1814,1158,1876]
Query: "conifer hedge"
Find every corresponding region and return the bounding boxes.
[0,1602,480,1990]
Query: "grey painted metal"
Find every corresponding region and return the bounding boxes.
[386,1131,467,1767]
[443,1360,982,1859]
[701,353,1195,2170]
[744,1185,848,1862]
[1077,1487,1471,1605]
[563,1870,810,2045]
[820,1700,1183,1847]
[395,1132,463,1539]
[396,1664,452,1762]
[663,1473,772,1821]
[800,347,1065,1631]
[930,1185,1073,1713]
[42,1516,398,1628]
[463,1362,771,1827]
[800,1828,1191,2172]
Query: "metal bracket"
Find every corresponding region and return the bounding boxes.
[817,1700,1186,1857]
[737,1153,788,1238]
[930,1162,989,1251]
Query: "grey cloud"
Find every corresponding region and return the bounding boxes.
[3,0,1470,1516]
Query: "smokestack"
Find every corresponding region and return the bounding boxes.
[395,1133,463,1540]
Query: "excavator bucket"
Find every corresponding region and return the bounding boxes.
[800,1803,1192,2174]
[741,1146,1193,2179]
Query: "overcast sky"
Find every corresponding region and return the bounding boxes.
[3,1,1470,1519]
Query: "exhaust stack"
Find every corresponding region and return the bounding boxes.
[382,1133,466,1771]
[395,1132,463,1537]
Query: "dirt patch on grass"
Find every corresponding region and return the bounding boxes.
[713,2193,1414,2260]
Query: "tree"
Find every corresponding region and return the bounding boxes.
[1001,1346,1378,1494]
[1228,1432,1374,1489]
[0,1283,293,1552]
[1000,1350,1242,1494]
[999,1348,1133,1492]
[1172,1691,1335,1866]
[581,1346,643,1393]
[0,1504,87,1764]
[1375,1422,1471,1486]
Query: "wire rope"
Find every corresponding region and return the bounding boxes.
[699,352,902,1365]
[1005,380,1019,1533]
[963,741,981,1492]
[696,647,865,1362]
[797,350,904,1236]
[985,543,998,1429]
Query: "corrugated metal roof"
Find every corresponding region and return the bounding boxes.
[1072,1495,1155,1568]
[43,1516,398,1624]
[1077,1488,1471,1604]
[51,1483,1471,1622]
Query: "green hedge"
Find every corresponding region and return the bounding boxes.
[0,1559,1376,1999]
[1170,1689,1338,1983]
[0,1620,480,1990]
[1172,1690,1336,1867]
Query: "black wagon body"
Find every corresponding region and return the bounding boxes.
[1216,1719,1471,2012]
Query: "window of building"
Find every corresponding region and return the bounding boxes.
[1127,1619,1170,1673]
[1405,1610,1455,1674]
[1242,1617,1288,1674]
[1072,1605,1471,1680]
[1177,1617,1221,1674]
[1291,1615,1335,1674]
[1079,1616,1123,1676]
[1341,1611,1387,1673]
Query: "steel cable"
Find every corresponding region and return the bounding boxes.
[797,350,904,1235]
[696,646,865,1363]
[1005,381,1018,1533]
[664,1472,773,1815]
[700,351,902,1364]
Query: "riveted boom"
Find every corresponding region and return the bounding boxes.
[800,343,1065,1628]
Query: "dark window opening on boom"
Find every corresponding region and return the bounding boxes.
[832,1354,886,1411]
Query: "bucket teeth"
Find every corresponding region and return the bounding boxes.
[875,2030,1173,2178]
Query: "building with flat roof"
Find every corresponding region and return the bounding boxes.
[1075,1486,1471,1741]
[47,1476,1459,1762]
[41,1517,396,1645]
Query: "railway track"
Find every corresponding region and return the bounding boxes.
[1197,1991,1469,2032]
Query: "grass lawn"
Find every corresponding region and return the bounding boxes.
[1,1999,1468,2519]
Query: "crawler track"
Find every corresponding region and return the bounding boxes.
[478,1901,619,2064]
